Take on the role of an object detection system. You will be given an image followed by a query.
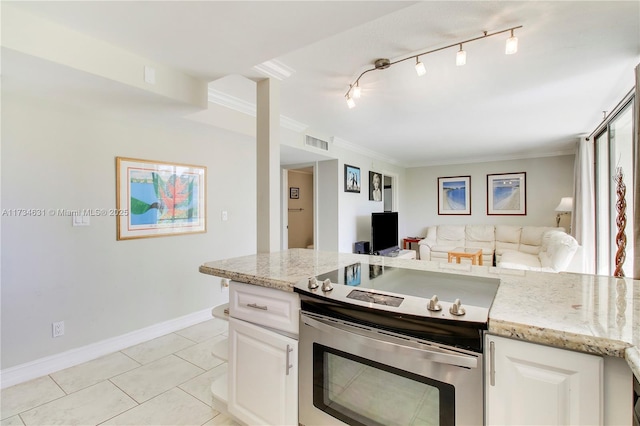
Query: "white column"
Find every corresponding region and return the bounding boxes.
[256,78,281,252]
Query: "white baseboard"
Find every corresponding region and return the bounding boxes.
[0,308,213,389]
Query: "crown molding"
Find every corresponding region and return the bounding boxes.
[253,59,295,80]
[207,89,255,116]
[207,88,307,132]
[331,136,403,166]
[405,148,578,168]
[280,116,308,132]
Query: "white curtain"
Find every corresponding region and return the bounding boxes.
[572,138,596,274]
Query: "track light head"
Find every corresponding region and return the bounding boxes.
[415,57,426,77]
[505,29,518,54]
[456,44,466,66]
[346,95,356,109]
[352,82,362,99]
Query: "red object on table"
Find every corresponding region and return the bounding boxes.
[403,237,422,250]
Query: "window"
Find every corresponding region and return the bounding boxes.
[594,98,635,276]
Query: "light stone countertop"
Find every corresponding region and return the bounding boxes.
[199,249,640,380]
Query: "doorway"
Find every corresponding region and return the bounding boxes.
[383,175,393,211]
[287,167,314,249]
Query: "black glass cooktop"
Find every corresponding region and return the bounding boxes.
[315,263,500,309]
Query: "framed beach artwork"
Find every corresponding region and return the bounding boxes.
[438,176,471,215]
[344,164,361,193]
[116,157,206,240]
[487,172,526,215]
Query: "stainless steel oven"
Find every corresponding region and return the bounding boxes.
[294,264,500,426]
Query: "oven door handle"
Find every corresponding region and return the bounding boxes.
[301,313,478,369]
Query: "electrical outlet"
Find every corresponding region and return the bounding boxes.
[52,321,64,338]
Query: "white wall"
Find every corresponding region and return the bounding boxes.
[403,155,575,237]
[335,152,406,254]
[1,93,257,368]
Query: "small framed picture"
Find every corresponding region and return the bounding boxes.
[438,176,471,215]
[369,171,383,201]
[344,164,361,193]
[289,187,299,199]
[487,172,527,215]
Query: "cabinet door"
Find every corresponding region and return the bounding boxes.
[228,317,297,426]
[486,335,603,425]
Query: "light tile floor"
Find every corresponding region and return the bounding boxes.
[0,319,241,426]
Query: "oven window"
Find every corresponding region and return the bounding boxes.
[313,343,455,426]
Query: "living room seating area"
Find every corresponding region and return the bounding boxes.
[418,225,579,273]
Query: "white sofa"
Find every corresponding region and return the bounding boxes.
[418,225,579,272]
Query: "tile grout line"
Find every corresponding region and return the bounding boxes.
[107,377,141,408]
[119,349,144,366]
[8,376,72,422]
[47,374,68,396]
[3,321,229,425]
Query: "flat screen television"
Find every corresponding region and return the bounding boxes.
[371,212,399,256]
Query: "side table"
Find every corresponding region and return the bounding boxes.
[402,237,423,260]
[447,247,483,266]
[403,237,422,250]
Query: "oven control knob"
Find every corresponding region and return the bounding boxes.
[321,278,334,292]
[427,295,442,312]
[449,299,466,316]
[308,277,319,290]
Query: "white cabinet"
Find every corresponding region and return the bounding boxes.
[485,334,603,425]
[226,281,299,426]
[228,317,298,426]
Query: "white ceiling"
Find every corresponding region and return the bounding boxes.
[6,1,640,167]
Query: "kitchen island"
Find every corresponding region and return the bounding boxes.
[199,248,639,380]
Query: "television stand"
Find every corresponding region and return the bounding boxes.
[383,249,416,260]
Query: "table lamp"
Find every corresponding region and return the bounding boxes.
[555,197,573,227]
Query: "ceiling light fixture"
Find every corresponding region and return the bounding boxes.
[456,44,467,66]
[415,57,426,76]
[346,95,356,109]
[505,29,518,55]
[352,82,361,99]
[344,25,522,107]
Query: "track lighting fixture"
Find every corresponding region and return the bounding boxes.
[456,44,466,66]
[345,25,522,108]
[415,57,426,76]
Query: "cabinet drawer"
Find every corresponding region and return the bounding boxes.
[229,281,300,335]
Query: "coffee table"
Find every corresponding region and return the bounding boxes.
[447,247,483,266]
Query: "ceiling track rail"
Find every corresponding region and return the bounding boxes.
[586,87,635,141]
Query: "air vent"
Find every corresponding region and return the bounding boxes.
[305,135,329,151]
